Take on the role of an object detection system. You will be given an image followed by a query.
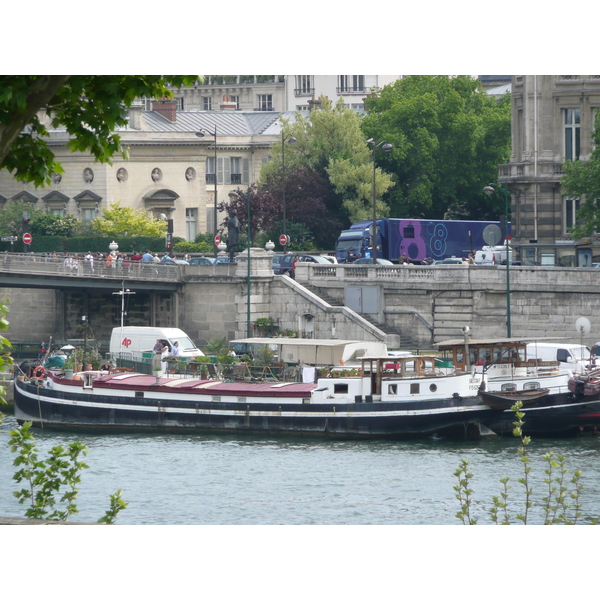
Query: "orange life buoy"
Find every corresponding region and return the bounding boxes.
[33,366,46,378]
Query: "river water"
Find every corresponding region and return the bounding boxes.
[2,414,600,526]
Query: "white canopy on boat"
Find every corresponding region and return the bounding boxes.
[231,338,388,366]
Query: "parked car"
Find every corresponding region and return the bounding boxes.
[319,255,338,264]
[188,256,216,265]
[431,258,465,266]
[160,256,189,265]
[272,254,331,275]
[214,256,236,264]
[353,258,394,265]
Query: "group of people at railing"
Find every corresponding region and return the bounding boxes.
[2,250,184,277]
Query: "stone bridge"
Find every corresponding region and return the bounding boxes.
[1,252,600,352]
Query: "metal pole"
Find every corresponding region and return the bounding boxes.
[504,185,511,337]
[372,145,377,266]
[213,127,218,258]
[247,190,251,337]
[282,131,287,242]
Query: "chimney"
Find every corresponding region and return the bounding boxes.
[128,103,143,130]
[308,96,322,111]
[151,99,177,123]
[220,95,237,110]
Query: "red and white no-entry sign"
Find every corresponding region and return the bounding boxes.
[279,234,288,246]
[214,235,221,246]
[23,233,32,245]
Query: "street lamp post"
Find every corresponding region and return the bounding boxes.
[196,127,218,258]
[484,183,511,337]
[367,139,393,265]
[229,189,252,337]
[281,131,297,249]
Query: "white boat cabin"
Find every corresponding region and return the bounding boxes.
[310,356,482,403]
[435,337,561,379]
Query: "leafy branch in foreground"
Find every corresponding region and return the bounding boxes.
[8,421,127,524]
[454,401,594,524]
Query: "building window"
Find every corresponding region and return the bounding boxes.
[338,75,365,93]
[295,75,314,96]
[203,97,212,111]
[218,157,249,185]
[564,196,580,231]
[82,208,96,223]
[206,205,215,234]
[230,157,242,184]
[229,95,240,110]
[257,94,273,111]
[186,208,197,240]
[175,97,184,110]
[206,156,216,184]
[51,208,64,217]
[564,108,580,160]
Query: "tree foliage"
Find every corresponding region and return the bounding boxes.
[259,97,394,238]
[91,201,167,237]
[0,200,43,237]
[29,212,79,237]
[561,113,600,238]
[0,75,199,187]
[362,76,512,220]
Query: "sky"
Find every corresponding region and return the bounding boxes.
[4,2,596,76]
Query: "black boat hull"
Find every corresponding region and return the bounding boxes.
[14,378,491,439]
[481,391,600,436]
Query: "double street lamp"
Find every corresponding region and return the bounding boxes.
[281,131,297,248]
[229,189,252,337]
[367,139,393,265]
[484,183,511,337]
[196,127,218,258]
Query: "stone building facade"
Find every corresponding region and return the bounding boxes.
[0,101,281,241]
[500,75,600,266]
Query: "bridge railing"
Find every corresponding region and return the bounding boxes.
[0,254,182,282]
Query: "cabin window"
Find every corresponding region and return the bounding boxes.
[135,391,144,398]
[238,396,247,403]
[212,395,221,402]
[410,383,420,394]
[388,384,398,395]
[523,382,540,390]
[455,349,464,364]
[429,384,438,392]
[334,383,349,394]
[556,349,570,363]
[501,383,517,392]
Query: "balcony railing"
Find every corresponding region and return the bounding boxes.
[337,86,379,95]
[230,174,242,184]
[294,88,315,96]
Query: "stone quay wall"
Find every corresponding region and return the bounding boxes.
[3,257,600,352]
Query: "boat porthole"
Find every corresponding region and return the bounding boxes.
[429,384,437,392]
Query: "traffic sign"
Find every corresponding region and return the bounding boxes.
[214,235,221,246]
[1,236,17,242]
[22,233,32,245]
[279,234,289,246]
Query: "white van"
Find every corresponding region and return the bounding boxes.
[526,342,590,374]
[109,327,204,360]
[475,245,513,265]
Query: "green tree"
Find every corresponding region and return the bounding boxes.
[0,75,199,187]
[260,97,394,227]
[29,212,78,237]
[92,201,167,237]
[561,112,600,238]
[362,75,511,220]
[0,199,43,237]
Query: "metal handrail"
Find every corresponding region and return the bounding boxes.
[0,254,181,282]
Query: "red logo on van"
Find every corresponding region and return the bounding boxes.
[122,337,132,348]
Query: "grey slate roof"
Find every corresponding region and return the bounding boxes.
[142,110,283,136]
